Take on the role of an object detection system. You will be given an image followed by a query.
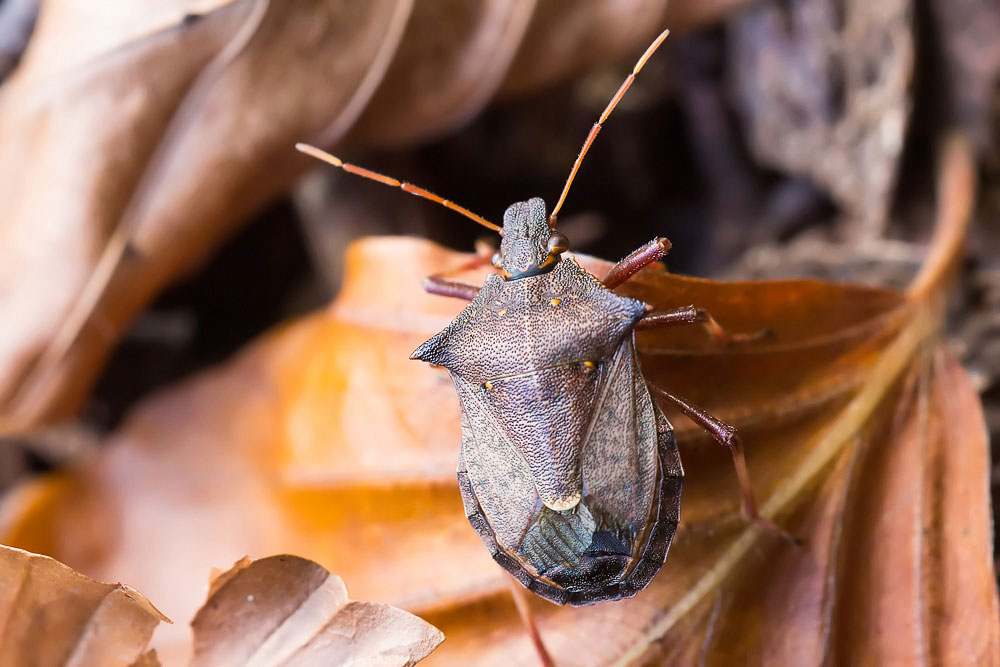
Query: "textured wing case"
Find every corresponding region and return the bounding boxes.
[455,337,683,605]
[417,257,683,604]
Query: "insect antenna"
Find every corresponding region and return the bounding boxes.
[547,27,670,227]
[295,143,502,234]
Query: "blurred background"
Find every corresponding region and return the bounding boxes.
[0,0,997,661]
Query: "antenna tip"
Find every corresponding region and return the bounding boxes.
[295,142,344,167]
[634,28,671,73]
[294,142,320,155]
[295,142,343,167]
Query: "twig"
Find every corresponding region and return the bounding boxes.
[907,133,976,301]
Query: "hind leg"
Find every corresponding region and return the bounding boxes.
[652,387,801,546]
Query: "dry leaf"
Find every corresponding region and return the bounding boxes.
[0,137,992,663]
[730,0,914,239]
[0,544,168,667]
[0,545,438,666]
[0,0,738,431]
[191,555,443,666]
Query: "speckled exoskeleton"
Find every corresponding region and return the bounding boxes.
[296,28,792,606]
[412,197,684,605]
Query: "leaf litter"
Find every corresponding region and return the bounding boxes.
[0,133,992,664]
[0,544,441,667]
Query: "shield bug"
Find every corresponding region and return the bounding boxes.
[296,27,793,606]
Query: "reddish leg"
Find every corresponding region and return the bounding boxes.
[423,276,480,300]
[423,244,493,301]
[605,239,769,344]
[508,578,555,667]
[653,387,801,546]
[636,305,770,345]
[602,237,672,289]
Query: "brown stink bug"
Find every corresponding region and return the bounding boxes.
[296,28,793,606]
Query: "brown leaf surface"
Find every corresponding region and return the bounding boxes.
[191,555,443,666]
[0,140,993,662]
[0,544,168,667]
[0,0,737,431]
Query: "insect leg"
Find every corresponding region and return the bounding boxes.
[423,276,480,301]
[507,578,556,667]
[636,305,768,345]
[422,245,492,300]
[652,387,802,546]
[602,237,672,289]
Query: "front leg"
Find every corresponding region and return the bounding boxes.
[603,237,672,289]
[608,239,768,343]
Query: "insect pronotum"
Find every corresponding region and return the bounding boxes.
[297,27,795,606]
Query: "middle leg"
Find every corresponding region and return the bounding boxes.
[636,305,769,345]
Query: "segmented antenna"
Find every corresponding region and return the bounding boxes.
[548,28,670,228]
[295,143,502,234]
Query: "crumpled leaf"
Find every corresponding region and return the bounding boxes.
[0,544,169,667]
[0,545,439,666]
[191,555,443,667]
[729,0,914,239]
[0,0,736,432]
[0,140,992,662]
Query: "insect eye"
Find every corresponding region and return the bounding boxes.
[547,233,569,255]
[491,251,503,269]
